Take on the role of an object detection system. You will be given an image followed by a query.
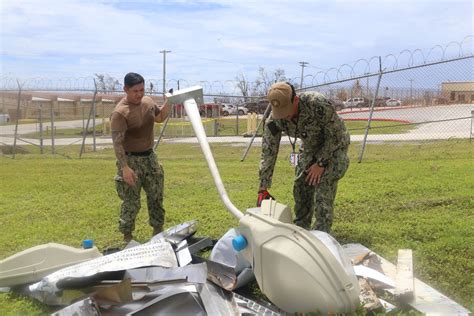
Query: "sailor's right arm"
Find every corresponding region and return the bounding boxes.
[111,112,137,186]
[111,130,128,168]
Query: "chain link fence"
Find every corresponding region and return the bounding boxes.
[0,85,269,158]
[1,38,472,159]
[301,56,473,161]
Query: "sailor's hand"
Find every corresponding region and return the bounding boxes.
[257,189,274,207]
[122,166,138,186]
[305,163,325,186]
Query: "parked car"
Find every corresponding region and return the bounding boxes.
[385,99,402,107]
[0,113,10,124]
[199,103,222,117]
[244,100,269,114]
[220,104,248,116]
[343,97,367,108]
[374,97,391,107]
[221,104,237,116]
[234,104,248,115]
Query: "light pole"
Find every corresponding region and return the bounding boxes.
[160,50,171,95]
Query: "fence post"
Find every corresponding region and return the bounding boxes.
[81,100,85,131]
[470,110,473,143]
[213,118,219,136]
[50,99,56,154]
[358,57,383,163]
[79,79,98,158]
[153,104,174,150]
[12,80,22,159]
[92,94,97,152]
[39,103,43,154]
[235,109,239,136]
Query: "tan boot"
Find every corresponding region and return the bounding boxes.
[152,227,163,236]
[123,233,133,243]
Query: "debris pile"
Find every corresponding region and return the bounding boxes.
[0,220,471,315]
[1,221,287,315]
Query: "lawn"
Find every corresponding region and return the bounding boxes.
[18,117,414,139]
[0,140,472,314]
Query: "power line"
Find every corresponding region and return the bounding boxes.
[172,52,260,66]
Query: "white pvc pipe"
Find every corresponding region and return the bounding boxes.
[183,98,244,220]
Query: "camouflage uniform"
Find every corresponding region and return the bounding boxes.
[259,91,350,233]
[115,151,165,234]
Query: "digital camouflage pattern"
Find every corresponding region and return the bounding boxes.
[259,91,350,232]
[115,152,165,234]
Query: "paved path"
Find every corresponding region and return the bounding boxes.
[0,119,93,136]
[337,104,474,141]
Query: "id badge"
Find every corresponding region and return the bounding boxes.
[290,152,299,167]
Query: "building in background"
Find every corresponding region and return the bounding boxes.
[441,81,474,104]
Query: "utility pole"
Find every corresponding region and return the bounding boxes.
[160,50,171,95]
[299,61,309,89]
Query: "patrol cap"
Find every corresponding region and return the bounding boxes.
[267,82,293,119]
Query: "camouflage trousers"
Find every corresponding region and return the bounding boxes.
[293,148,349,233]
[115,152,165,235]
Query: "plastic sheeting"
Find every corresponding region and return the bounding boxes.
[209,228,255,289]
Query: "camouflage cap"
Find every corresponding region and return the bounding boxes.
[267,82,293,119]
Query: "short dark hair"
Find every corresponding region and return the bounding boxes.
[285,82,296,102]
[124,72,144,88]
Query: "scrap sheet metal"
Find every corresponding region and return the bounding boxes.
[125,262,208,285]
[30,239,177,294]
[343,243,471,315]
[4,218,470,315]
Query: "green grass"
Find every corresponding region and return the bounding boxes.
[0,140,473,314]
[18,117,413,139]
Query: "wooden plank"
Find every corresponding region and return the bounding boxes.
[358,277,383,311]
[343,244,471,315]
[395,249,414,298]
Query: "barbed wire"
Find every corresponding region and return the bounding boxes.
[1,36,472,94]
[301,36,473,87]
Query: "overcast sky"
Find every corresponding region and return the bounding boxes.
[1,0,472,85]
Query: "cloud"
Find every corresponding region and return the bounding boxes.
[1,0,472,84]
